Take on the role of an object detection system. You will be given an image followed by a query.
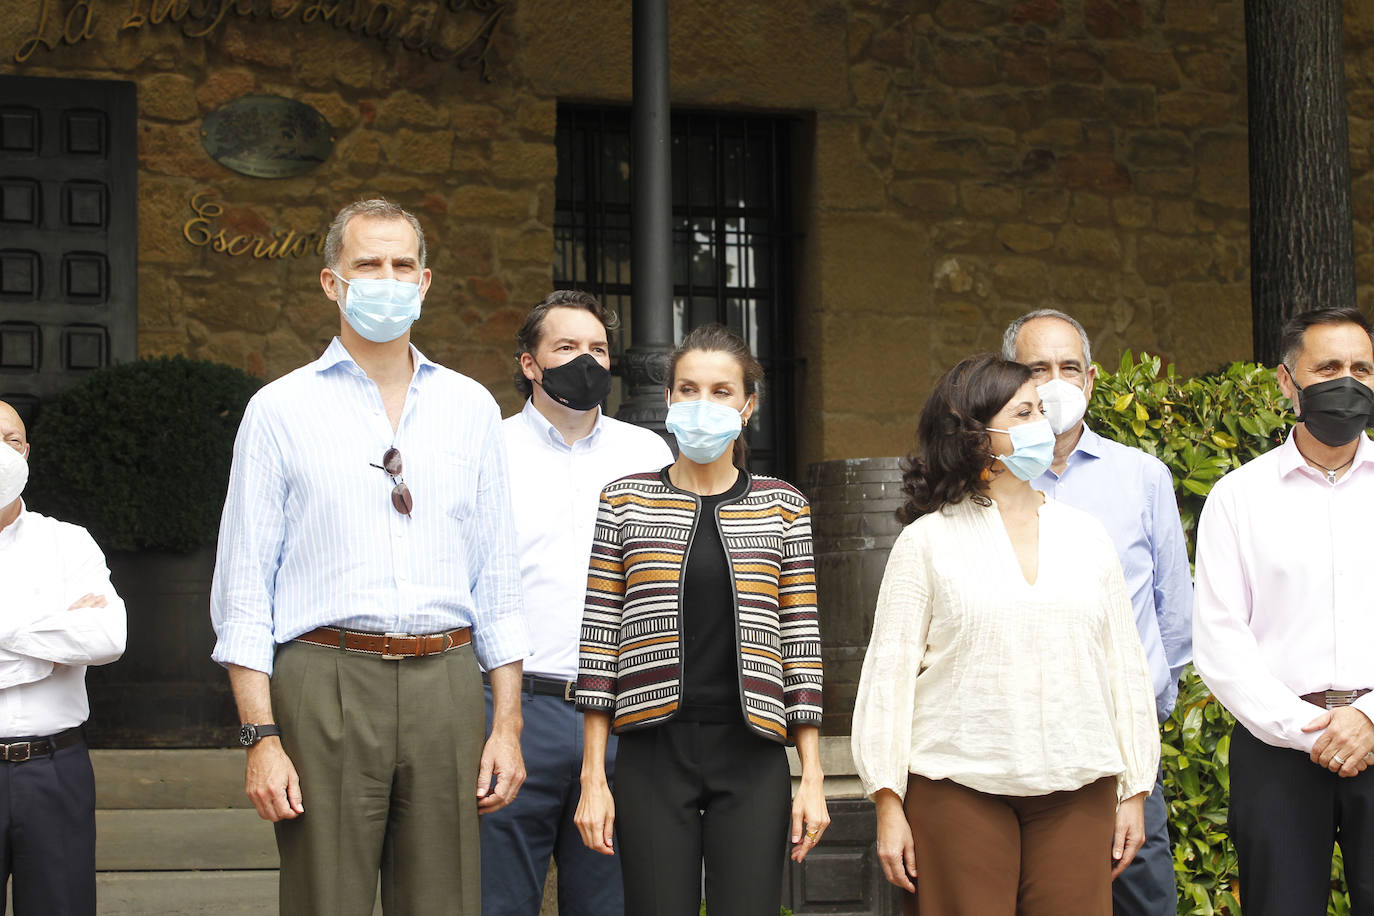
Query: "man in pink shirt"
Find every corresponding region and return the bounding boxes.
[1194,307,1374,915]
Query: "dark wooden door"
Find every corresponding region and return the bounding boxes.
[0,75,137,429]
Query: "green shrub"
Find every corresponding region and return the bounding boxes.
[26,356,262,553]
[1090,352,1350,916]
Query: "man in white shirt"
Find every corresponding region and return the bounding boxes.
[0,400,126,915]
[1003,310,1191,915]
[1195,306,1374,915]
[211,199,528,915]
[480,290,672,916]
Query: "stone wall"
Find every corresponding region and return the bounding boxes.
[3,0,1374,469]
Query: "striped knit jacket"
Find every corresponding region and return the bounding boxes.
[576,468,823,744]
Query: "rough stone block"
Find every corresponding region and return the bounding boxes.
[892,133,984,173]
[1024,119,1084,148]
[377,91,448,130]
[1024,187,1070,224]
[1125,131,1192,168]
[962,182,1021,218]
[1155,199,1196,233]
[1181,50,1241,92]
[996,223,1055,253]
[1059,152,1131,191]
[992,257,1050,299]
[1011,0,1063,26]
[817,118,886,210]
[1002,46,1051,86]
[1137,234,1214,283]
[931,218,1001,253]
[195,69,256,112]
[1053,224,1122,266]
[139,73,199,121]
[384,130,456,174]
[891,179,959,213]
[453,186,534,222]
[515,99,557,136]
[1158,90,1235,129]
[959,92,1041,132]
[1049,265,1117,301]
[496,228,553,265]
[492,140,557,181]
[1104,47,1182,90]
[814,212,932,315]
[1071,193,1111,226]
[140,122,222,181]
[450,104,504,136]
[1194,131,1249,210]
[1045,84,1106,120]
[933,0,1004,30]
[1105,87,1157,127]
[1164,0,1217,34]
[932,37,1001,87]
[1051,48,1103,84]
[1085,0,1144,39]
[1134,167,1195,196]
[1112,196,1154,229]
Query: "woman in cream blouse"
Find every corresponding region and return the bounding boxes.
[851,353,1159,915]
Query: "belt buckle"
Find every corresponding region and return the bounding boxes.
[1327,690,1359,708]
[7,742,30,763]
[564,681,575,703]
[381,633,412,661]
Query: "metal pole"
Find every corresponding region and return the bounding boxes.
[618,0,675,434]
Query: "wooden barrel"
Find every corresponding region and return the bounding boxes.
[805,457,906,737]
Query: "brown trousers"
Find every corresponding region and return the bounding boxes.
[903,773,1117,916]
[270,639,484,916]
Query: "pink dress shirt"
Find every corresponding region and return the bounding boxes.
[1194,431,1374,751]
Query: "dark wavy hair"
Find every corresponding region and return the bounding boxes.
[513,289,621,398]
[896,353,1032,525]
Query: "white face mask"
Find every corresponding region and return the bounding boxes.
[1036,377,1088,436]
[0,444,27,508]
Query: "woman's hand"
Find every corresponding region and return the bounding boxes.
[874,789,917,893]
[790,774,830,863]
[1111,791,1146,878]
[574,774,616,855]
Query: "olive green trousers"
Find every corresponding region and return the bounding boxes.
[270,639,483,915]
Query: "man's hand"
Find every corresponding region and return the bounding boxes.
[1111,792,1146,878]
[1305,706,1374,777]
[476,726,524,814]
[245,738,304,822]
[67,593,107,610]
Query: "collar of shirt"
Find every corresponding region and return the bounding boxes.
[1043,423,1106,478]
[1275,428,1374,483]
[519,398,605,451]
[313,336,438,385]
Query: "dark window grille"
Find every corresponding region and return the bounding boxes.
[554,105,797,480]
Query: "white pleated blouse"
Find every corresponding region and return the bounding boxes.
[851,495,1159,802]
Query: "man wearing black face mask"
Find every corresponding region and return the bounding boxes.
[481,290,672,916]
[1195,306,1374,915]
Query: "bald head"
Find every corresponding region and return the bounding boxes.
[0,401,27,458]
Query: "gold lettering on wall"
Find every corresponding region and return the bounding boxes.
[183,191,328,261]
[16,0,507,79]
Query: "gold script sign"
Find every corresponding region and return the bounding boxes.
[16,0,507,80]
[183,191,328,259]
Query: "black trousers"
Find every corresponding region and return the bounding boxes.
[1229,723,1374,916]
[0,735,97,915]
[613,719,790,916]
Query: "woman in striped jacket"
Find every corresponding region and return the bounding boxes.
[573,324,827,916]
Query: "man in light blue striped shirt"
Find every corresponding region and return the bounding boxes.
[211,199,529,915]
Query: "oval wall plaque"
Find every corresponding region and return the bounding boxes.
[201,95,335,179]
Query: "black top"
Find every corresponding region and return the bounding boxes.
[678,470,750,722]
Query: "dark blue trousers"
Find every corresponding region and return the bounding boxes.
[1111,766,1176,915]
[480,686,623,916]
[0,735,97,915]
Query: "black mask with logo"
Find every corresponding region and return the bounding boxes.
[537,353,612,411]
[1287,369,1374,447]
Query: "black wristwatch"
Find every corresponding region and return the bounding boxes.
[238,723,282,747]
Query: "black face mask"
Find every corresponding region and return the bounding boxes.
[1288,369,1374,447]
[537,353,612,411]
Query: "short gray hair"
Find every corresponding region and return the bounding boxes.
[1001,308,1092,366]
[323,199,427,270]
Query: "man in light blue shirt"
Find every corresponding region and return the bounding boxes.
[1004,309,1192,915]
[481,290,672,916]
[211,199,529,915]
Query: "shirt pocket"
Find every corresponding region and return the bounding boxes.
[426,450,479,522]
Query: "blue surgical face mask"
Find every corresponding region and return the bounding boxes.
[331,270,423,343]
[985,418,1055,481]
[665,399,747,464]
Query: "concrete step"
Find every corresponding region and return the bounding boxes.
[97,871,278,915]
[97,809,276,871]
[93,748,249,809]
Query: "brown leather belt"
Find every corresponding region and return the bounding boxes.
[294,626,471,659]
[0,726,83,763]
[1301,688,1372,709]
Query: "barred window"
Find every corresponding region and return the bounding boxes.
[554,105,797,479]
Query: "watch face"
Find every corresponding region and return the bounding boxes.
[239,724,256,747]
